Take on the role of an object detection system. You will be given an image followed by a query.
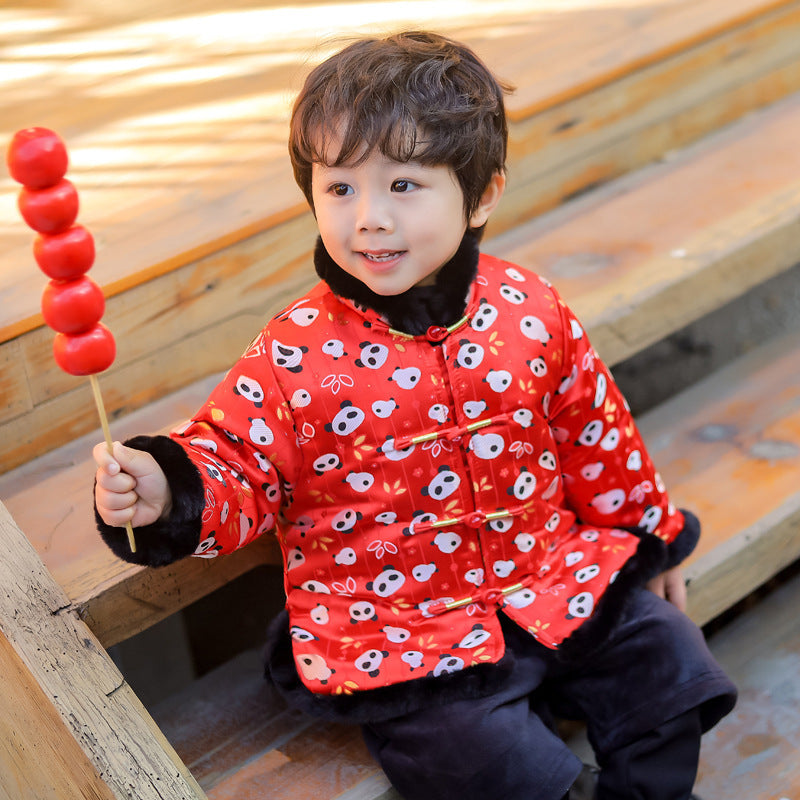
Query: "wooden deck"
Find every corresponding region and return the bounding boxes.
[1,2,799,798]
[4,0,800,472]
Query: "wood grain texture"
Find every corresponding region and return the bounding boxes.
[0,500,206,798]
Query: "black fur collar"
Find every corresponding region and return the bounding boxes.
[313,231,480,335]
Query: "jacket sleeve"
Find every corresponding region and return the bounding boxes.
[96,329,302,566]
[545,289,698,565]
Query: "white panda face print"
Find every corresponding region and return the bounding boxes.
[372,399,398,419]
[486,370,512,393]
[471,301,499,332]
[575,564,601,583]
[520,316,552,344]
[578,419,604,446]
[296,653,333,683]
[190,437,217,453]
[432,531,462,554]
[514,533,536,553]
[376,511,397,525]
[500,284,527,305]
[542,476,560,501]
[290,625,317,642]
[313,453,341,474]
[234,375,264,407]
[565,551,584,567]
[383,626,411,644]
[286,546,305,570]
[423,467,461,501]
[349,601,377,624]
[505,587,536,609]
[354,649,388,677]
[600,427,620,451]
[428,403,449,424]
[272,340,307,372]
[301,580,331,594]
[514,408,535,428]
[390,366,421,390]
[529,356,548,377]
[310,604,329,625]
[357,342,389,369]
[493,559,516,578]
[326,401,365,436]
[464,567,485,586]
[638,506,663,533]
[412,563,437,582]
[254,452,271,473]
[456,625,491,649]
[470,432,505,460]
[433,655,465,677]
[504,266,526,282]
[581,462,605,481]
[593,372,608,408]
[589,489,626,515]
[331,508,362,534]
[566,591,595,619]
[509,468,537,500]
[463,400,487,419]
[321,339,346,359]
[381,437,416,461]
[334,547,357,566]
[626,450,643,471]
[489,517,514,533]
[368,567,407,598]
[558,365,578,395]
[345,471,374,493]
[457,341,485,369]
[402,651,424,670]
[290,389,311,409]
[581,530,600,543]
[249,418,274,447]
[544,512,561,533]
[288,307,318,326]
[538,450,557,471]
[570,318,584,340]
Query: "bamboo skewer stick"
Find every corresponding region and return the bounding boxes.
[90,374,137,553]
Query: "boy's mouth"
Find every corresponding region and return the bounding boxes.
[361,250,404,263]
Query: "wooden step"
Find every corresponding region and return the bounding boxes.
[4,0,800,472]
[695,565,800,797]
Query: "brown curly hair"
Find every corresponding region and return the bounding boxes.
[289,31,510,223]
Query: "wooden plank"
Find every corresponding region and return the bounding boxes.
[491,92,800,365]
[636,331,800,626]
[3,0,799,343]
[0,500,207,799]
[696,568,800,797]
[0,630,118,800]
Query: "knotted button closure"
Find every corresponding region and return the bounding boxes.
[426,325,449,343]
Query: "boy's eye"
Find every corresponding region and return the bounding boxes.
[330,183,352,196]
[391,179,416,193]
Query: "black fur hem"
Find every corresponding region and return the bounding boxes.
[314,230,479,335]
[263,609,516,724]
[94,435,205,567]
[557,509,701,662]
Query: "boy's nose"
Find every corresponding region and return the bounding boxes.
[356,194,394,233]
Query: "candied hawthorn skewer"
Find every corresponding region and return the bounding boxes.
[8,127,136,552]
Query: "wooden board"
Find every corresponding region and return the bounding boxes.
[696,568,800,797]
[0,500,207,799]
[4,1,800,472]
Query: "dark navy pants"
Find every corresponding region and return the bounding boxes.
[361,589,736,800]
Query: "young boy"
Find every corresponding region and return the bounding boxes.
[94,31,736,800]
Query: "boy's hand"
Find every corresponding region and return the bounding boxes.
[646,565,687,612]
[93,441,172,528]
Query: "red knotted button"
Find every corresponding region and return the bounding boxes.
[465,511,485,528]
[426,325,448,342]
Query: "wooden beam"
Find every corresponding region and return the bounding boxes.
[0,500,206,800]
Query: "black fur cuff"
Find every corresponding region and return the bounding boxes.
[94,434,205,567]
[665,508,701,569]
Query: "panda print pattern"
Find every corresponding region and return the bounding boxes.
[171,254,684,695]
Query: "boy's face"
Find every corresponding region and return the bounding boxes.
[312,146,485,296]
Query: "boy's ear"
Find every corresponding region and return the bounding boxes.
[468,172,506,230]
